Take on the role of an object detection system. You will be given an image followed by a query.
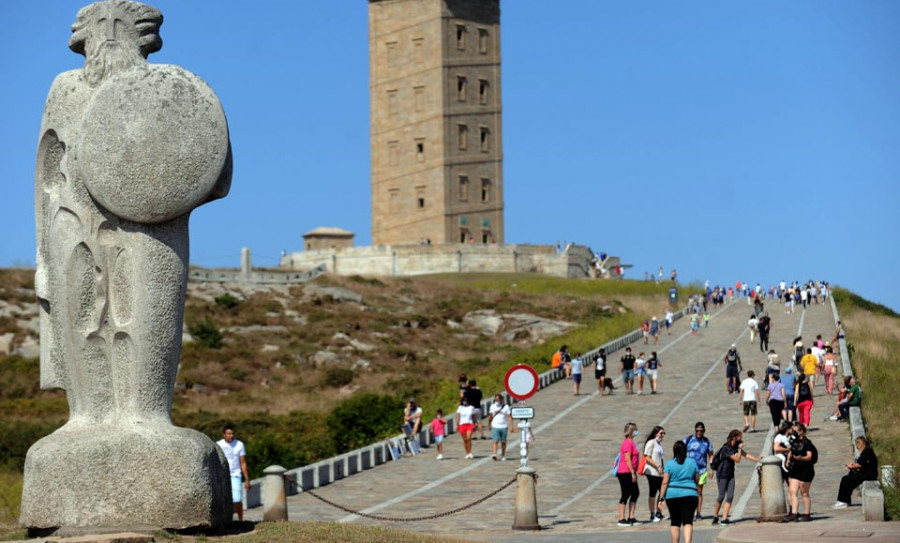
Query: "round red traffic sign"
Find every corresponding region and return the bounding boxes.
[504,364,540,400]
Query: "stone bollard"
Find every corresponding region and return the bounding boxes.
[882,465,895,489]
[241,247,252,276]
[262,465,288,522]
[758,455,787,521]
[512,466,540,530]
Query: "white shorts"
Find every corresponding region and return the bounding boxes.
[647,369,659,380]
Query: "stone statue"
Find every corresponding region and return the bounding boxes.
[21,0,232,534]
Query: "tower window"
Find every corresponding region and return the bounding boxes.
[479,79,489,105]
[388,140,399,166]
[481,178,491,202]
[459,175,469,200]
[479,127,490,152]
[418,198,425,209]
[387,89,398,116]
[412,37,424,62]
[414,85,425,112]
[457,76,467,102]
[456,25,466,50]
[458,124,468,150]
[415,139,425,162]
[386,41,398,67]
[478,28,489,54]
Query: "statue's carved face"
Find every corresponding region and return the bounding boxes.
[69,1,162,86]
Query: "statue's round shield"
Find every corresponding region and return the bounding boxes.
[76,64,230,224]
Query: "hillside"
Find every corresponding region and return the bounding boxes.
[0,267,683,530]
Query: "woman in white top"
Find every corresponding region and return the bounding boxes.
[643,426,667,522]
[635,353,647,395]
[455,397,477,459]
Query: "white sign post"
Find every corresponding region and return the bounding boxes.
[505,365,541,531]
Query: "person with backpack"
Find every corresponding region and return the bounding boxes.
[757,312,771,352]
[794,373,814,426]
[683,422,714,520]
[711,430,761,525]
[723,345,742,394]
[784,423,818,522]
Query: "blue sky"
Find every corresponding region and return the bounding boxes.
[1,1,898,311]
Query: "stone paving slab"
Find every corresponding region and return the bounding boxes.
[246,298,873,541]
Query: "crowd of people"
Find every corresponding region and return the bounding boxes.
[391,278,875,540]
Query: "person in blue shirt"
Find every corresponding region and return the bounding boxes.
[660,440,699,543]
[683,422,714,520]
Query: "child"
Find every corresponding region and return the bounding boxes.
[430,409,447,460]
[703,310,710,327]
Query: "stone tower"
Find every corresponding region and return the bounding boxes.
[369,0,503,245]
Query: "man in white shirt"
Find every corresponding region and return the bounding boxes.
[217,424,250,521]
[488,395,514,461]
[739,370,760,433]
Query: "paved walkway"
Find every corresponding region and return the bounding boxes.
[246,297,894,542]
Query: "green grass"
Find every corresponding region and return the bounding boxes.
[214,522,470,543]
[834,287,900,519]
[0,469,22,536]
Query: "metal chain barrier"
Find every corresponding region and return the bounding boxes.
[304,476,517,522]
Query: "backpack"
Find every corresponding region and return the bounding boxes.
[726,350,738,364]
[710,445,727,471]
[611,452,621,476]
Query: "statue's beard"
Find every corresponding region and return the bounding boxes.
[83,40,145,86]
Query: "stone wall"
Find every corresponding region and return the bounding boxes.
[280,244,593,278]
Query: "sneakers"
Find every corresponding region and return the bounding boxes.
[500,457,507,461]
[655,512,664,521]
[695,513,703,520]
[651,514,661,523]
[782,513,797,522]
[492,454,497,461]
[799,514,812,522]
[833,501,848,508]
[829,415,838,421]
[617,519,631,527]
[720,518,732,525]
[465,453,474,459]
[436,454,443,460]
[743,424,750,432]
[712,516,720,525]
[628,518,638,526]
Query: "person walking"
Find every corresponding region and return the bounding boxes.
[660,440,700,543]
[455,396,476,459]
[781,366,796,422]
[665,309,674,336]
[464,379,486,440]
[430,409,447,460]
[647,351,661,394]
[571,356,585,396]
[643,426,668,522]
[800,348,819,388]
[487,394,513,461]
[620,347,637,395]
[711,430,761,525]
[635,352,648,395]
[739,370,760,433]
[683,422,714,520]
[794,373,814,426]
[757,312,771,352]
[748,314,759,344]
[723,345,742,394]
[784,423,818,521]
[217,424,250,522]
[616,422,641,526]
[650,316,660,345]
[822,346,838,395]
[834,436,878,508]
[765,373,786,428]
[594,349,608,395]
